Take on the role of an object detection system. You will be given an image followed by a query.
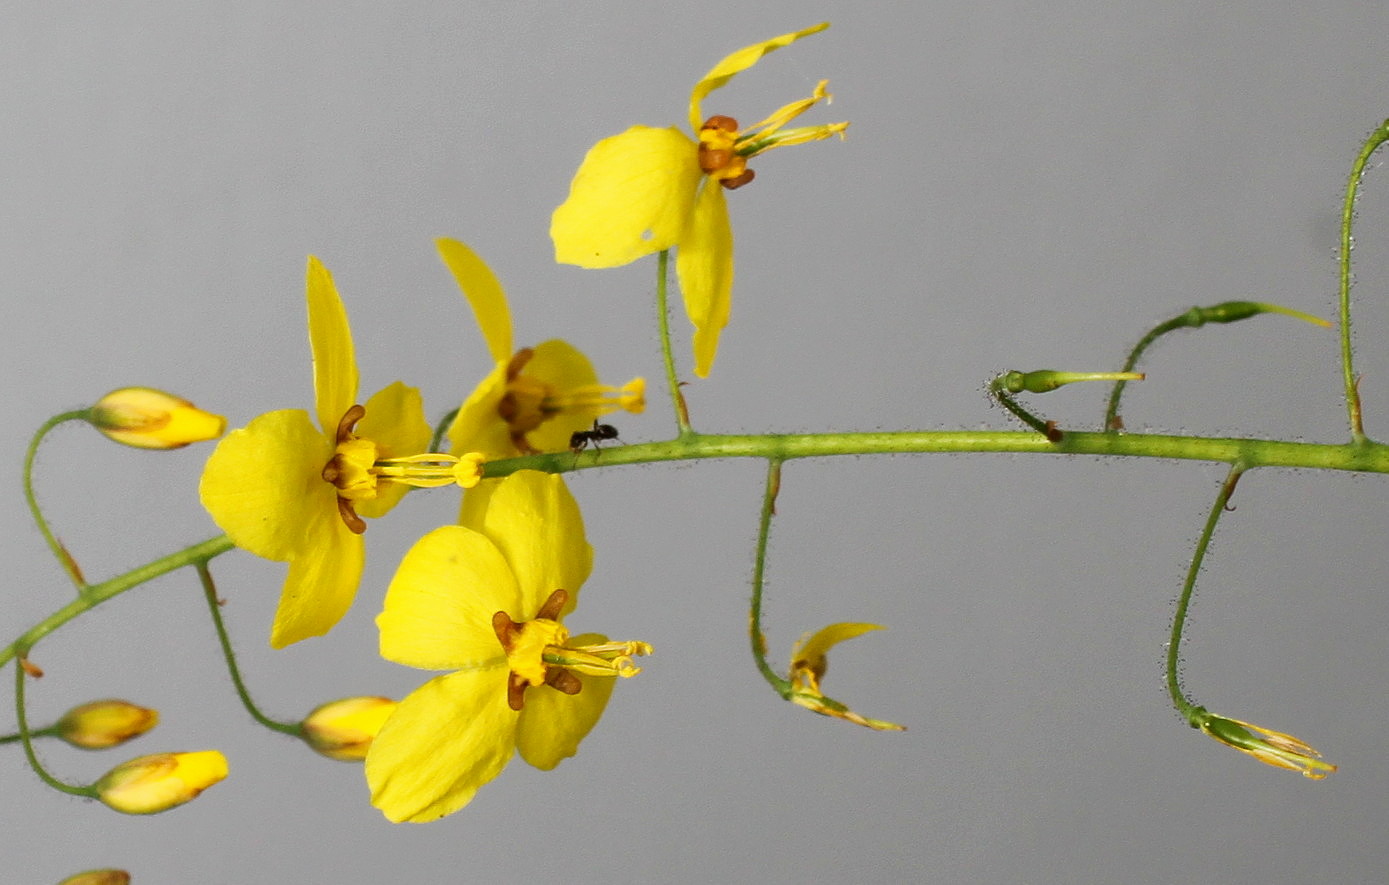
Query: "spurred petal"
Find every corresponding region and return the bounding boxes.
[269,519,365,648]
[675,179,734,378]
[688,23,829,132]
[516,633,617,770]
[521,339,603,454]
[551,125,702,269]
[377,525,520,671]
[306,256,359,436]
[461,471,592,617]
[436,238,514,364]
[354,381,431,519]
[199,409,334,561]
[791,622,885,679]
[366,668,517,822]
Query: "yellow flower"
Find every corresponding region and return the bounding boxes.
[200,257,477,648]
[551,23,847,377]
[436,238,644,458]
[1198,711,1336,779]
[367,470,651,822]
[788,622,904,731]
[56,699,159,749]
[58,871,130,885]
[87,387,225,449]
[300,696,397,761]
[95,750,228,815]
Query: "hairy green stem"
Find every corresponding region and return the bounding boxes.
[14,659,94,797]
[196,562,301,736]
[1338,119,1389,442]
[653,249,693,435]
[748,459,791,697]
[23,411,94,589]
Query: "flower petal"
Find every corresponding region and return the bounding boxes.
[446,362,515,459]
[462,471,592,617]
[516,634,617,771]
[377,525,520,670]
[354,381,431,520]
[269,518,365,648]
[675,179,733,378]
[366,668,517,822]
[688,23,829,132]
[306,256,359,436]
[436,238,514,365]
[199,409,334,561]
[790,622,885,679]
[551,125,702,269]
[523,339,603,455]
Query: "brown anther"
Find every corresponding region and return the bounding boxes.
[335,404,366,443]
[505,671,529,711]
[336,496,366,535]
[545,668,583,695]
[505,348,535,382]
[492,610,521,651]
[698,145,733,174]
[720,168,756,190]
[701,115,739,134]
[536,589,568,621]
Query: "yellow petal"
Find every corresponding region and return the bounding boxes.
[436,238,514,365]
[354,381,431,520]
[199,409,334,561]
[446,362,515,459]
[269,520,365,648]
[366,668,517,822]
[790,622,885,686]
[551,125,702,268]
[522,339,603,454]
[306,255,359,436]
[462,471,592,618]
[377,525,520,670]
[688,23,830,132]
[516,634,617,771]
[675,179,733,378]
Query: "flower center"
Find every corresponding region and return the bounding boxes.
[497,348,645,453]
[321,405,485,534]
[491,589,652,711]
[696,80,849,191]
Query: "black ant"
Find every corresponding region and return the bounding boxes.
[569,420,620,455]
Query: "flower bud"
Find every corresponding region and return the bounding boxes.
[300,696,397,761]
[88,387,226,449]
[56,699,159,749]
[58,870,130,885]
[95,750,228,814]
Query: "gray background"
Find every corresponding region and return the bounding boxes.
[4,2,1389,883]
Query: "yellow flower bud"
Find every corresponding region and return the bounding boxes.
[58,870,130,885]
[56,699,159,749]
[300,696,397,761]
[95,750,228,814]
[88,387,226,449]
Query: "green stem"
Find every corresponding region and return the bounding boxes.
[479,428,1389,478]
[195,562,301,736]
[1338,119,1389,442]
[0,534,235,671]
[1167,465,1244,723]
[14,659,94,798]
[748,459,791,697]
[23,411,94,589]
[654,249,693,435]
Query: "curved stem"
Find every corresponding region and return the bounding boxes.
[14,658,94,798]
[0,534,235,671]
[1338,119,1389,442]
[748,459,791,696]
[1166,465,1244,722]
[195,562,300,736]
[653,249,693,435]
[23,411,94,589]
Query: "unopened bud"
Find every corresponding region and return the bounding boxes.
[58,870,130,885]
[300,696,396,761]
[88,387,225,449]
[95,750,228,814]
[57,699,159,749]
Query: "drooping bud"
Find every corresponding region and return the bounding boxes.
[56,699,159,749]
[300,696,397,761]
[58,870,130,885]
[95,750,228,814]
[88,387,226,449]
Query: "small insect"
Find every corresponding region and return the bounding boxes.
[569,420,621,454]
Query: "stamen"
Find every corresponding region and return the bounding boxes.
[336,496,365,535]
[544,669,583,695]
[335,404,366,442]
[536,589,568,621]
